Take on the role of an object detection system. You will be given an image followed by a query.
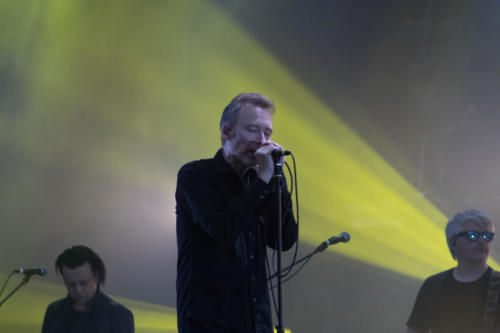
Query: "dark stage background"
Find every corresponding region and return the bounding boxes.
[1,0,500,332]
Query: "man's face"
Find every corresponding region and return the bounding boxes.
[222,105,273,169]
[61,262,99,309]
[454,220,494,264]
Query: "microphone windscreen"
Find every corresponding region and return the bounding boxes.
[340,232,351,243]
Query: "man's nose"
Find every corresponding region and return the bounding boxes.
[74,285,82,294]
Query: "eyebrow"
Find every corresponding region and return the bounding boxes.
[66,278,90,284]
[245,124,273,132]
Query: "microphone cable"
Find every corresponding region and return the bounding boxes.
[272,153,300,279]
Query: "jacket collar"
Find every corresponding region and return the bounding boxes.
[213,148,259,181]
[213,148,234,174]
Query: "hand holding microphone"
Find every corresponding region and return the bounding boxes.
[255,142,288,183]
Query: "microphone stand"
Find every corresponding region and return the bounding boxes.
[273,159,285,333]
[0,274,32,308]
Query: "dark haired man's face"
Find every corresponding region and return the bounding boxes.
[61,262,99,311]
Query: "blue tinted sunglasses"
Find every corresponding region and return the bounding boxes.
[457,230,495,242]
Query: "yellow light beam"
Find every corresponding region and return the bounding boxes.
[1,0,495,285]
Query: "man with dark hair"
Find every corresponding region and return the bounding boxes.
[42,245,134,333]
[407,209,500,333]
[176,92,298,332]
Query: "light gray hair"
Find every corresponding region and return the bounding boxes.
[219,93,275,145]
[445,209,492,259]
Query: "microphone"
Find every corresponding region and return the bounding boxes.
[272,149,291,162]
[14,265,48,276]
[316,232,350,252]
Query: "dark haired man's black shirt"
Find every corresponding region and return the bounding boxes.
[41,290,134,333]
[176,149,297,333]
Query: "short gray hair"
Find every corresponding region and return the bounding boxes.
[445,209,492,259]
[219,93,275,145]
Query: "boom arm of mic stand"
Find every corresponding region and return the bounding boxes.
[0,274,31,308]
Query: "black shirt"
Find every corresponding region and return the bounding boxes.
[175,149,297,333]
[41,290,134,333]
[407,267,498,333]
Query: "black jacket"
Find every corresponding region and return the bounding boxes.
[176,149,297,332]
[41,290,134,333]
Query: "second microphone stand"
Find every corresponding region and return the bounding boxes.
[0,274,31,308]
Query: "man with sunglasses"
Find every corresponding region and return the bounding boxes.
[407,209,499,333]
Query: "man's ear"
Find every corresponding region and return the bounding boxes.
[221,124,233,142]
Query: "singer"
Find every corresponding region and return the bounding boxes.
[176,93,298,333]
[407,210,499,332]
[41,245,134,333]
